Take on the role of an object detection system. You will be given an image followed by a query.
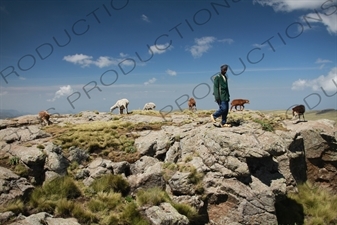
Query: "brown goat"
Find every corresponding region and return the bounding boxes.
[292,104,305,121]
[230,99,250,111]
[38,110,52,126]
[188,98,197,111]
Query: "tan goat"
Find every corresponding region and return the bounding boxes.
[38,110,52,126]
[188,98,197,111]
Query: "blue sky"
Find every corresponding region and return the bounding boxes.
[0,0,336,115]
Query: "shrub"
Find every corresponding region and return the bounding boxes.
[9,156,19,165]
[36,144,45,149]
[87,198,106,213]
[284,182,337,225]
[0,199,24,214]
[253,119,274,132]
[13,163,30,177]
[55,198,74,217]
[136,187,170,207]
[29,176,81,211]
[119,201,149,225]
[42,176,82,200]
[187,167,204,185]
[90,174,130,196]
[88,191,122,213]
[171,202,199,223]
[72,203,97,225]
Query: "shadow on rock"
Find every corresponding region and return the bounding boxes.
[275,196,304,225]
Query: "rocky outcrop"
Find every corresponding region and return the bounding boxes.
[8,212,80,225]
[143,202,189,225]
[0,110,336,225]
[0,167,34,206]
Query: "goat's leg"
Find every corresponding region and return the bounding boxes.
[42,118,48,126]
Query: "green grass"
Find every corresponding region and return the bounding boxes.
[0,199,25,214]
[136,187,171,206]
[291,183,337,225]
[43,119,170,163]
[277,182,337,225]
[253,119,274,132]
[136,187,199,223]
[28,176,82,214]
[90,174,130,196]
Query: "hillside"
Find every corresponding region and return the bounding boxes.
[0,109,336,225]
[263,109,337,122]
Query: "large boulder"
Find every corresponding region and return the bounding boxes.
[8,212,81,225]
[143,202,189,225]
[0,166,34,206]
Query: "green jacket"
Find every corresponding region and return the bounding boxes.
[213,73,230,102]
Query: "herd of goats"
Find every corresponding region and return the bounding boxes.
[37,98,306,126]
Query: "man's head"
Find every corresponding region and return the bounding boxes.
[221,64,228,74]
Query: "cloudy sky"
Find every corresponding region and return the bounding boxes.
[0,0,336,115]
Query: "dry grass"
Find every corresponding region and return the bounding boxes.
[43,119,167,163]
[290,182,337,225]
[276,182,337,225]
[89,174,130,196]
[263,109,337,123]
[136,186,199,223]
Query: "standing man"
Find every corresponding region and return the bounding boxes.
[211,64,231,127]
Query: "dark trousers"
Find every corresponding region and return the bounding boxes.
[213,101,229,125]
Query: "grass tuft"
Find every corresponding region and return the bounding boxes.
[90,174,130,196]
[0,198,25,214]
[136,187,170,207]
[277,182,337,225]
[119,201,150,225]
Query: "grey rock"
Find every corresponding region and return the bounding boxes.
[144,202,189,225]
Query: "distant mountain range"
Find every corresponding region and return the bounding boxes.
[315,108,337,115]
[0,109,30,119]
[0,109,77,119]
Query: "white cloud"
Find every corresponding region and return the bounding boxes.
[315,58,332,70]
[166,69,177,76]
[218,38,234,44]
[144,78,157,85]
[254,0,337,35]
[187,36,216,58]
[48,85,73,102]
[142,14,150,22]
[302,12,337,35]
[149,43,172,55]
[292,67,337,91]
[63,54,93,67]
[63,54,133,68]
[253,0,326,12]
[316,58,332,64]
[252,43,268,48]
[94,56,118,68]
[119,52,128,57]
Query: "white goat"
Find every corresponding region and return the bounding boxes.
[110,98,129,114]
[143,102,156,110]
[38,110,52,126]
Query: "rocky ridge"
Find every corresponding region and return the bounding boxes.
[0,110,336,225]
